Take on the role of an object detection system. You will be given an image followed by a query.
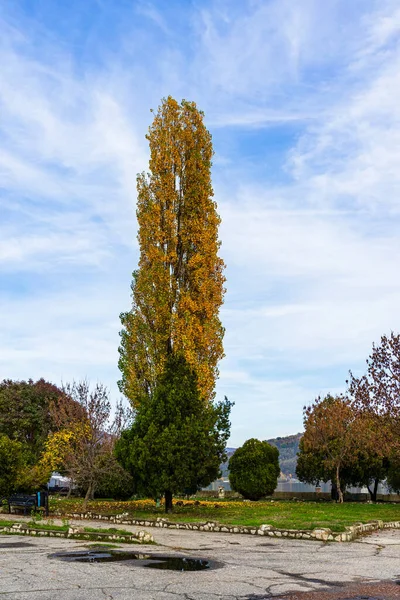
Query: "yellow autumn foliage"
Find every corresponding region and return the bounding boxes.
[38,421,90,475]
[119,97,225,405]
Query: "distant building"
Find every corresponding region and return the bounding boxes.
[48,472,71,493]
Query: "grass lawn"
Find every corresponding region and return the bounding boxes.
[49,497,400,533]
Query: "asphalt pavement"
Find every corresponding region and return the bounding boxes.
[1,519,400,599]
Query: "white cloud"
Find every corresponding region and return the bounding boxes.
[1,0,400,445]
[206,0,400,441]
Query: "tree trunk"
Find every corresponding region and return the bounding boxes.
[164,490,173,513]
[83,482,93,511]
[373,478,379,502]
[367,478,379,502]
[331,483,338,501]
[336,465,344,503]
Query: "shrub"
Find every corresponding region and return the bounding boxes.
[228,438,280,500]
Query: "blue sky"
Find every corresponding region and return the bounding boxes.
[1,0,400,445]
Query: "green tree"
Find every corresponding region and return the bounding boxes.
[347,451,388,501]
[387,459,400,493]
[296,435,388,501]
[228,439,280,500]
[0,379,66,463]
[0,434,26,496]
[119,97,226,407]
[296,437,326,485]
[115,354,232,512]
[93,457,134,500]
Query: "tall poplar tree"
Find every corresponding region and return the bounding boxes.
[119,97,225,405]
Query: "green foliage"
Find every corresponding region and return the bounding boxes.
[0,379,64,464]
[115,354,232,509]
[346,452,389,498]
[94,456,134,500]
[387,459,400,493]
[296,437,327,485]
[228,438,280,500]
[0,434,26,496]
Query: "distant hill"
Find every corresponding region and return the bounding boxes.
[220,434,303,478]
[267,433,302,476]
[220,447,237,478]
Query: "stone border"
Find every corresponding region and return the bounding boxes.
[0,522,154,544]
[53,511,400,542]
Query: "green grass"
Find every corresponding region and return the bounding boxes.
[0,518,131,536]
[83,526,133,536]
[48,497,400,533]
[0,520,16,527]
[28,521,69,531]
[84,543,121,549]
[0,520,68,532]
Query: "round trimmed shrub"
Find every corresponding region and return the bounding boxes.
[228,438,280,500]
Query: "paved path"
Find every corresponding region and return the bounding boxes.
[1,516,400,599]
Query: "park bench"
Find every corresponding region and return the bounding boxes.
[1,491,49,516]
[6,494,37,515]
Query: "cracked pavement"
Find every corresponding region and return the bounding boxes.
[1,520,400,599]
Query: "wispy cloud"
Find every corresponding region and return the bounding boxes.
[1,0,400,443]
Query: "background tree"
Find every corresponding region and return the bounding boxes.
[299,395,360,503]
[41,381,132,507]
[349,332,400,461]
[296,437,327,486]
[296,433,388,502]
[347,450,389,502]
[115,354,232,512]
[387,459,400,493]
[0,434,26,496]
[91,458,134,500]
[0,378,66,464]
[228,438,280,500]
[119,97,226,406]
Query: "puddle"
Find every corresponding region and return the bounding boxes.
[0,542,35,549]
[143,557,210,571]
[49,550,215,571]
[257,543,276,547]
[49,550,149,563]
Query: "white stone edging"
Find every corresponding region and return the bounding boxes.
[0,522,154,544]
[53,511,400,542]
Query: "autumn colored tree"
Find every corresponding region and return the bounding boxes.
[119,97,225,406]
[349,332,400,457]
[296,426,389,502]
[40,381,132,507]
[298,395,361,503]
